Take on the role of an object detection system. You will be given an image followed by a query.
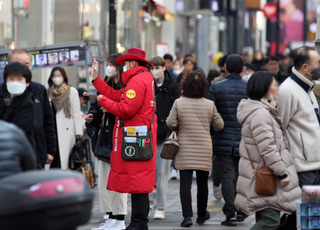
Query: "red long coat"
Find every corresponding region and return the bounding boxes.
[93,66,157,194]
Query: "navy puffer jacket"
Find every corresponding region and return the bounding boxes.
[208,74,247,157]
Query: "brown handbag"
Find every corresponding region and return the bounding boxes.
[160,131,179,160]
[245,146,276,196]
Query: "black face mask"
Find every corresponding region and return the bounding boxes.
[306,64,320,81]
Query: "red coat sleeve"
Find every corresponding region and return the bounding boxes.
[98,76,145,119]
[92,76,123,102]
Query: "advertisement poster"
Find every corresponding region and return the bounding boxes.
[59,51,70,63]
[48,53,59,65]
[70,50,80,62]
[35,54,47,67]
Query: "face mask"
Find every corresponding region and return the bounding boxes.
[123,65,128,73]
[105,66,118,78]
[151,69,163,80]
[242,74,252,80]
[306,64,320,81]
[267,94,278,107]
[174,65,180,70]
[52,77,64,86]
[7,81,27,96]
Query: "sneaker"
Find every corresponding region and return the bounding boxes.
[213,185,223,200]
[105,219,117,229]
[221,217,237,226]
[148,202,156,217]
[112,220,126,230]
[154,209,165,219]
[170,169,178,180]
[92,222,109,230]
[103,214,109,220]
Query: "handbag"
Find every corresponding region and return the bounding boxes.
[69,138,85,170]
[160,131,179,159]
[93,113,112,163]
[245,145,276,196]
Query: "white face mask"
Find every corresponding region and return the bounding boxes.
[7,81,27,96]
[151,68,164,80]
[52,77,64,86]
[123,65,128,73]
[105,66,118,78]
[242,74,252,80]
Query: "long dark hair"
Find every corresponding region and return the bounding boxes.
[48,67,69,87]
[106,53,125,88]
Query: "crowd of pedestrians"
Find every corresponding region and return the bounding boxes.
[1,45,320,230]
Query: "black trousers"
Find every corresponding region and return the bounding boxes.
[277,170,320,230]
[179,170,209,218]
[217,155,240,218]
[131,193,149,230]
[212,156,220,187]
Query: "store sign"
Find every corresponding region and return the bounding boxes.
[156,43,169,57]
[262,3,277,19]
[246,0,260,9]
[156,5,167,15]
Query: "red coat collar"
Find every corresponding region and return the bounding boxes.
[122,66,149,85]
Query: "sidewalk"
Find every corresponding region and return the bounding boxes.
[78,179,255,230]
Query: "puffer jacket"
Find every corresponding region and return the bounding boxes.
[208,74,247,157]
[235,98,301,216]
[0,120,37,179]
[166,97,224,171]
[155,70,181,143]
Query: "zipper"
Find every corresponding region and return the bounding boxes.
[300,133,307,160]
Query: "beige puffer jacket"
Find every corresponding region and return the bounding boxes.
[166,97,224,171]
[235,98,301,216]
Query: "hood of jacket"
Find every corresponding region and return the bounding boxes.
[122,66,149,85]
[237,98,283,129]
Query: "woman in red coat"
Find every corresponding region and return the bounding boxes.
[91,48,157,230]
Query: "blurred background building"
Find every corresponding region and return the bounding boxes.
[0,0,319,85]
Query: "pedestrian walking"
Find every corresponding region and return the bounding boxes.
[235,71,301,230]
[240,63,255,82]
[212,55,229,83]
[163,54,178,81]
[86,53,128,230]
[0,49,57,169]
[0,120,37,179]
[265,55,288,85]
[252,50,265,71]
[91,48,157,230]
[148,56,181,220]
[182,59,194,74]
[166,70,224,228]
[48,67,83,169]
[208,54,248,226]
[277,46,320,229]
[0,62,35,146]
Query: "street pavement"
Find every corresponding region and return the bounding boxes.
[78,178,255,230]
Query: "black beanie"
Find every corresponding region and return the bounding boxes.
[226,54,244,74]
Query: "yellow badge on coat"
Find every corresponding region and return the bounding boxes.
[126,89,136,99]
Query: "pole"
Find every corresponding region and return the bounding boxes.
[276,0,280,55]
[316,2,320,54]
[11,0,15,46]
[109,0,116,55]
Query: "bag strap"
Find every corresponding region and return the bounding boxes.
[245,146,255,170]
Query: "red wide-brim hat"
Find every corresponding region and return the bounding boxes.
[117,48,153,66]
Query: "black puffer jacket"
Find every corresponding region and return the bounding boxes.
[0,120,37,179]
[208,74,247,157]
[155,70,181,143]
[0,82,56,168]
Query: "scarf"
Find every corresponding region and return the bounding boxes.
[49,83,71,119]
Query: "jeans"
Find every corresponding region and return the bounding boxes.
[98,161,128,215]
[149,143,172,209]
[217,155,240,218]
[251,208,280,230]
[179,170,209,218]
[131,193,149,229]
